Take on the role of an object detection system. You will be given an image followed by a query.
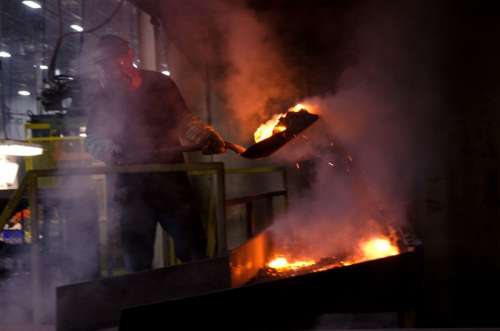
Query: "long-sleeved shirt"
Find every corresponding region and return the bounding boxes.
[86,70,209,165]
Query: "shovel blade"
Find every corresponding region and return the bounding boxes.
[241,113,319,159]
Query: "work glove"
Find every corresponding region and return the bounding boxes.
[201,128,226,155]
[183,116,226,155]
[85,136,123,164]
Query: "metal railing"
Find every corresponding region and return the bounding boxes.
[225,167,288,238]
[1,163,226,324]
[0,163,288,324]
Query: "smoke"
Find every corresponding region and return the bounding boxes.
[266,0,440,259]
[219,4,298,138]
[154,0,438,257]
[158,0,298,141]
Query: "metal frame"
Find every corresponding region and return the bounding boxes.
[3,163,225,324]
[225,167,288,238]
[0,163,288,325]
[120,250,422,330]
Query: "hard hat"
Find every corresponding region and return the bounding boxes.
[92,34,130,64]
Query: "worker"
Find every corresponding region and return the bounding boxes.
[85,34,225,272]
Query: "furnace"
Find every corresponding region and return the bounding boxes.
[119,229,422,330]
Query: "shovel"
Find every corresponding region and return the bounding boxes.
[158,110,320,159]
[233,110,320,159]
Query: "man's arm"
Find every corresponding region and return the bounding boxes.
[85,134,121,164]
[85,100,122,164]
[165,77,226,154]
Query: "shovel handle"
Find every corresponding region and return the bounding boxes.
[157,141,246,155]
[224,142,246,154]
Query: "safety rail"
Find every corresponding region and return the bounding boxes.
[225,167,288,238]
[1,163,225,324]
[0,163,288,324]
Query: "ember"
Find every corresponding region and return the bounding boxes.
[267,256,316,271]
[359,237,399,260]
[262,234,401,280]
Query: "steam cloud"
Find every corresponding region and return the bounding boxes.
[158,0,298,140]
[155,0,438,257]
[264,0,439,258]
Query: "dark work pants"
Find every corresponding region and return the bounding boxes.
[116,173,206,272]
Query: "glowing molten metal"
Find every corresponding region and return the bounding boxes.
[254,103,310,143]
[267,256,316,271]
[265,235,400,277]
[359,237,399,260]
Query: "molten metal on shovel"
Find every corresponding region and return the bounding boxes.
[158,108,319,159]
[238,109,319,159]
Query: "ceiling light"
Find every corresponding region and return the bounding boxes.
[161,70,171,76]
[39,64,48,70]
[22,1,42,9]
[70,24,84,32]
[18,90,31,96]
[0,51,12,58]
[0,140,43,157]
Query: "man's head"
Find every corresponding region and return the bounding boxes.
[93,35,138,89]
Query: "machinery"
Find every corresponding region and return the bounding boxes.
[56,229,422,331]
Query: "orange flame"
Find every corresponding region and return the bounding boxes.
[289,103,306,112]
[359,237,399,260]
[267,256,316,271]
[266,235,400,275]
[253,103,309,143]
[345,236,400,265]
[254,114,283,143]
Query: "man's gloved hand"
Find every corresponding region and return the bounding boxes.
[183,116,226,155]
[85,136,124,164]
[201,128,226,155]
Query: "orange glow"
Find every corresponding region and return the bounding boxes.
[267,256,316,271]
[289,103,305,112]
[253,103,311,143]
[358,237,399,261]
[254,114,283,143]
[343,236,400,266]
[265,234,400,277]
